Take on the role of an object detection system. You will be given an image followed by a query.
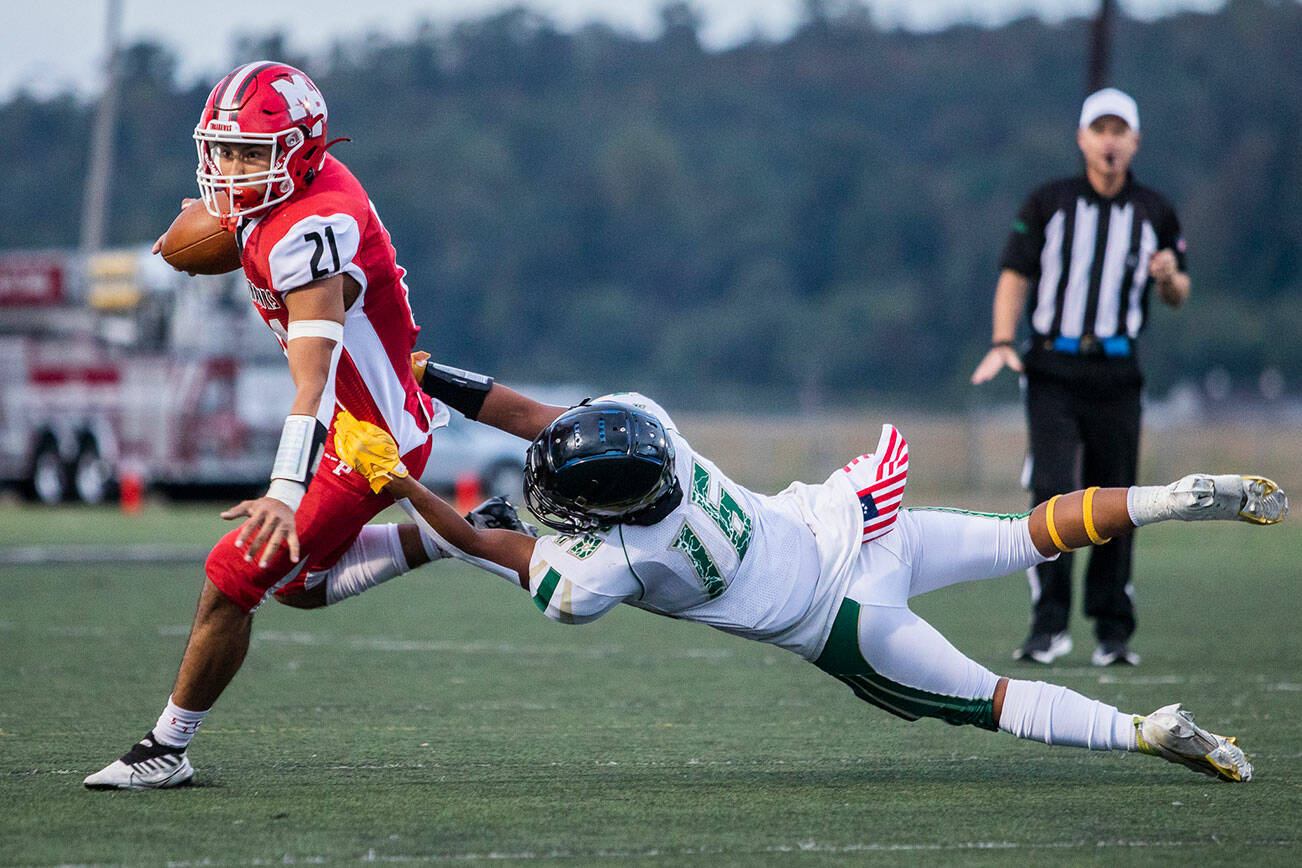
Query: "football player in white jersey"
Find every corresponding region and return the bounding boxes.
[329,367,1286,784]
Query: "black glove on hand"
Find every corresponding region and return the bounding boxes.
[464,496,540,538]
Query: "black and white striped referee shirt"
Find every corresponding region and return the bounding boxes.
[1001,173,1185,353]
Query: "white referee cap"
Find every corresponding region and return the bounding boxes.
[1079,87,1139,132]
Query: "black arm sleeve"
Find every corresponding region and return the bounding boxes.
[420,362,495,420]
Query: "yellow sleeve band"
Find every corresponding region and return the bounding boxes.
[1044,494,1074,553]
[1082,486,1112,546]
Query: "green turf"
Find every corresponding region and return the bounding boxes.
[1,505,1300,865]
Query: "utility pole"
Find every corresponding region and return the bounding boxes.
[1087,0,1116,93]
[80,0,124,253]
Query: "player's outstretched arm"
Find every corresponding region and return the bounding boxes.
[477,382,568,442]
[412,353,566,441]
[333,409,536,585]
[385,474,536,584]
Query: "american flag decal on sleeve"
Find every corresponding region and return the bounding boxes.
[842,424,909,543]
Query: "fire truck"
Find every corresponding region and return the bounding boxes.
[0,248,293,504]
[0,247,534,506]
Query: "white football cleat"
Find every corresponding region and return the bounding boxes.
[1013,631,1072,664]
[1238,476,1288,525]
[84,731,194,790]
[1091,640,1140,666]
[1136,704,1252,782]
[1167,474,1287,525]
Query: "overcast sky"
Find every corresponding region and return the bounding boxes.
[4,0,1227,101]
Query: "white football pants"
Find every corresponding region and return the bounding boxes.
[814,507,1052,728]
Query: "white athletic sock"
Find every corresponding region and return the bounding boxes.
[1127,485,1174,527]
[999,679,1138,751]
[153,696,207,749]
[324,524,411,605]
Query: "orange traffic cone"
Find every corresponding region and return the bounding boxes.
[119,465,144,515]
[453,472,482,515]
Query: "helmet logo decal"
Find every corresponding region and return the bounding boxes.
[271,74,327,137]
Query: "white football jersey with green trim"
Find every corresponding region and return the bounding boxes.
[525,394,866,660]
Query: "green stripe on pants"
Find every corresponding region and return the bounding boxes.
[813,598,998,731]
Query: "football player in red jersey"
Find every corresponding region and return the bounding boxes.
[85,62,532,789]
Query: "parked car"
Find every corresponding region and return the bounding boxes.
[421,412,526,501]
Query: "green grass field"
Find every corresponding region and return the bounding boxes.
[2,501,1300,865]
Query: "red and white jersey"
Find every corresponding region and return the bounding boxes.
[234,153,446,453]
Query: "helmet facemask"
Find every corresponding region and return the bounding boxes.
[523,442,604,535]
[194,124,306,223]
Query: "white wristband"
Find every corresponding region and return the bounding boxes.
[287,319,344,343]
[272,414,320,482]
[266,478,306,512]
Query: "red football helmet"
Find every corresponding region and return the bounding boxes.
[194,61,330,223]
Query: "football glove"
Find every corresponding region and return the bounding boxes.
[410,351,430,386]
[333,410,408,493]
[465,496,540,538]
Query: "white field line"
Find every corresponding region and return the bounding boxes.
[248,629,736,661]
[1096,673,1189,685]
[0,543,208,565]
[3,621,736,663]
[144,837,1302,865]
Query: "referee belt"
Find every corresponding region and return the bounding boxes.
[1045,335,1132,358]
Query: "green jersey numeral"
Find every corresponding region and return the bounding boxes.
[670,522,726,600]
[689,460,752,559]
[667,461,753,599]
[556,533,604,560]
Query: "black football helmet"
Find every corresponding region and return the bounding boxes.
[524,400,682,533]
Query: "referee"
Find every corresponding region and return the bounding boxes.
[971,88,1190,667]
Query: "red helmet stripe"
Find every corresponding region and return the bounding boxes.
[215,61,275,120]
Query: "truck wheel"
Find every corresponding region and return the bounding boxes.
[73,437,113,505]
[29,441,69,505]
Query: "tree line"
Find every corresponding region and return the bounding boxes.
[2,0,1298,410]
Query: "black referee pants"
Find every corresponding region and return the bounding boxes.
[1024,373,1142,644]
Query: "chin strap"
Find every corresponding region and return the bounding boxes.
[299,137,350,188]
[622,480,684,527]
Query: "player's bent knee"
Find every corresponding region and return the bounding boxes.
[273,585,328,609]
[204,532,288,614]
[813,600,1000,732]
